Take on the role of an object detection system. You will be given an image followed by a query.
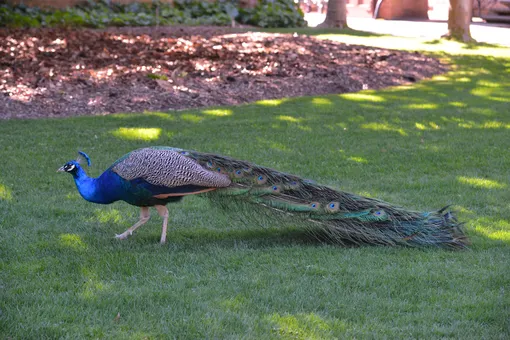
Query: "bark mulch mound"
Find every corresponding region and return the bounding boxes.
[0,26,448,119]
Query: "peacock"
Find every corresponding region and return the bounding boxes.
[58,147,468,248]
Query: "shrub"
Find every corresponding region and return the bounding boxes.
[0,0,305,28]
[239,0,306,28]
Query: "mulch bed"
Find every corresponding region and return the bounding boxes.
[0,26,448,119]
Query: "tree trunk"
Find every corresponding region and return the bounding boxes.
[442,0,474,42]
[318,0,348,29]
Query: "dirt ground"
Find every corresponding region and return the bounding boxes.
[0,26,449,119]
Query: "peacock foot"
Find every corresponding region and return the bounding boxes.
[114,207,151,241]
[114,231,132,240]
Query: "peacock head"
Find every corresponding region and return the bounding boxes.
[57,151,91,174]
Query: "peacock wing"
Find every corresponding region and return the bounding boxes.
[111,148,231,192]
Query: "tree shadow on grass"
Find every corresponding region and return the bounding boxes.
[150,226,339,249]
[157,226,484,251]
[423,38,504,50]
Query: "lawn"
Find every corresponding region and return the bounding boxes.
[1,29,509,339]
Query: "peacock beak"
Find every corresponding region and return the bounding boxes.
[57,166,66,172]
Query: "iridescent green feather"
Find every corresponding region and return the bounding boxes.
[164,147,468,249]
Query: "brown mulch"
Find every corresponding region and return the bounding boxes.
[0,26,448,119]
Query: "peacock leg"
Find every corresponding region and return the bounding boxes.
[155,205,169,244]
[115,207,150,240]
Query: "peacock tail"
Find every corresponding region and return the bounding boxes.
[123,147,468,249]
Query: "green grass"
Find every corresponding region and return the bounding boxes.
[1,30,509,339]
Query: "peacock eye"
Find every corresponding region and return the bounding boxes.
[65,164,75,171]
[373,210,384,216]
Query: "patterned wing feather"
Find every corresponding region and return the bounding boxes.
[111,148,231,189]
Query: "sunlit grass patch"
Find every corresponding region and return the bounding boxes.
[80,267,111,300]
[180,113,204,123]
[415,123,427,130]
[472,217,510,243]
[93,208,125,224]
[341,93,386,102]
[414,122,441,131]
[312,97,333,106]
[404,103,438,110]
[277,115,302,123]
[112,127,161,141]
[347,156,368,164]
[268,313,333,338]
[360,122,408,136]
[457,176,507,189]
[476,228,510,243]
[471,87,510,102]
[0,183,13,201]
[257,99,287,106]
[59,233,87,251]
[448,101,467,107]
[202,109,233,116]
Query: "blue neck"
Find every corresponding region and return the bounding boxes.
[72,167,118,204]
